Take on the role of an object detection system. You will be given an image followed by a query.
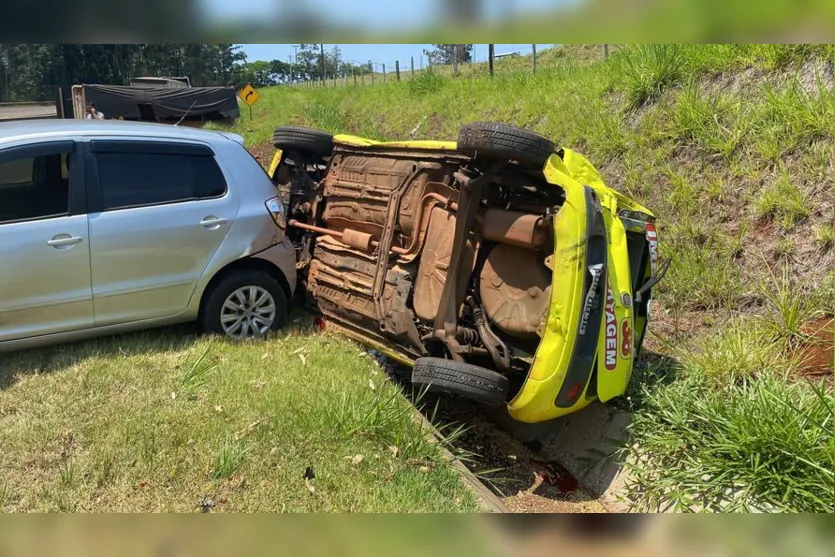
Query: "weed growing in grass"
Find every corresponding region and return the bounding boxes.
[211,435,249,480]
[181,345,218,390]
[754,171,809,231]
[757,261,825,348]
[618,45,685,108]
[140,430,161,472]
[624,370,834,512]
[59,460,76,488]
[327,385,439,464]
[813,224,834,249]
[96,453,116,488]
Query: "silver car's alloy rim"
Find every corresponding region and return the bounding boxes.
[220,286,276,339]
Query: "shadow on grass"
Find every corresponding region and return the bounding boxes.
[0,324,203,391]
[0,311,317,391]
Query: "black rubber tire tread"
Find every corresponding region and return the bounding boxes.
[457,121,555,168]
[200,270,288,337]
[412,357,509,406]
[272,126,334,155]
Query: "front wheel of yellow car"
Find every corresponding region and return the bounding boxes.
[412,358,508,406]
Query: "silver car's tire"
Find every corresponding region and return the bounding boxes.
[201,271,287,340]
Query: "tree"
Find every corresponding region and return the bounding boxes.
[0,44,248,102]
[423,44,473,65]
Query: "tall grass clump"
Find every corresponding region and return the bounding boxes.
[618,44,685,108]
[754,171,809,231]
[407,69,447,97]
[624,369,834,512]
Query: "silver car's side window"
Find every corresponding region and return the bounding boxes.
[95,148,227,212]
[0,146,73,225]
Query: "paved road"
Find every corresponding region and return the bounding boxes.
[0,103,58,121]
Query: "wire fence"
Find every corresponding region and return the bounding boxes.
[290,44,611,89]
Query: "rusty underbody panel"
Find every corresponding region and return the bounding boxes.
[279,142,565,382]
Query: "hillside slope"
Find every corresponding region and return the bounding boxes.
[224,44,835,512]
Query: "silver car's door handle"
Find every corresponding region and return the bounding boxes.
[200,217,228,228]
[47,236,83,247]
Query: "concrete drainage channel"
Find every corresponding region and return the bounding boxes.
[380,354,632,513]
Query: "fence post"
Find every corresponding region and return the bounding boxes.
[488,44,494,77]
[353,68,356,86]
[395,60,400,82]
[383,63,386,83]
[603,44,609,59]
[320,44,325,87]
[532,44,537,73]
[411,56,415,78]
[452,45,459,76]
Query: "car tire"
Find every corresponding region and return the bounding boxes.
[272,126,334,155]
[412,357,509,406]
[457,122,556,168]
[201,270,288,340]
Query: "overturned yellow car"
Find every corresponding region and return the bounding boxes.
[267,122,664,423]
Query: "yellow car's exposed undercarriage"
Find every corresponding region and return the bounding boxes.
[269,123,661,423]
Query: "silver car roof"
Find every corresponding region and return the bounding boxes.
[0,119,244,146]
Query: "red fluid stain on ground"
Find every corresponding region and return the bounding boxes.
[531,458,580,495]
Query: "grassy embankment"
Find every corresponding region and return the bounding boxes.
[230,44,835,512]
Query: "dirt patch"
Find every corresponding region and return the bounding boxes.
[248,142,276,170]
[423,394,607,513]
[798,57,835,96]
[793,316,834,381]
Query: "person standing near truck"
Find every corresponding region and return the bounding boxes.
[86,102,105,120]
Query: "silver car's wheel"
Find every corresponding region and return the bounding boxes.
[220,286,276,339]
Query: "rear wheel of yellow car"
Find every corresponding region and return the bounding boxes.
[412,358,508,406]
[272,126,334,156]
[457,121,555,168]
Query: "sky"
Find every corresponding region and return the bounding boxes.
[239,44,553,70]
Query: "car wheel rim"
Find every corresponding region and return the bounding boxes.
[220,286,276,339]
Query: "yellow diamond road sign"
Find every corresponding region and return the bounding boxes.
[239,84,260,107]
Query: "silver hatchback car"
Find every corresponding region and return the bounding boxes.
[0,120,296,352]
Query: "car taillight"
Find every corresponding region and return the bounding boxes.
[265,196,286,229]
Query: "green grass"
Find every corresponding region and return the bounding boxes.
[754,171,810,231]
[624,364,834,512]
[0,319,479,512]
[813,224,834,249]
